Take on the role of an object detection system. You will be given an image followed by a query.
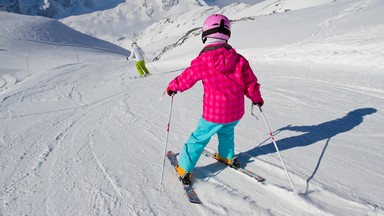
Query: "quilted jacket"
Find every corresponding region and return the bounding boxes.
[168,43,263,123]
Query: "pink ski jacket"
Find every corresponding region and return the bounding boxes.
[168,43,263,124]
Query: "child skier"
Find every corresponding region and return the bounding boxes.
[166,14,264,185]
[127,42,150,77]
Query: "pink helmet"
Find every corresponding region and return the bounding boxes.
[202,14,231,43]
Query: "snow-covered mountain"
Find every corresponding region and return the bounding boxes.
[60,0,338,54]
[0,0,123,18]
[0,11,128,89]
[60,0,209,49]
[0,0,206,18]
[1,0,384,215]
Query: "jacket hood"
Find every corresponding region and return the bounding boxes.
[201,43,238,74]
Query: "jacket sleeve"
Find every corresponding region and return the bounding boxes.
[242,59,263,103]
[167,57,203,92]
[128,49,135,59]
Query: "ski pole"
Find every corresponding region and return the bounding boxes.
[251,104,296,193]
[144,54,160,74]
[159,94,175,190]
[125,58,135,74]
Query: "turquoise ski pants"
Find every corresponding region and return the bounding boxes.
[178,118,239,172]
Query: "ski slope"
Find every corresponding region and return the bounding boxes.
[1,0,384,215]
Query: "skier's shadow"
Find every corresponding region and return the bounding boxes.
[239,107,377,160]
[194,161,228,182]
[195,108,377,183]
[238,107,377,193]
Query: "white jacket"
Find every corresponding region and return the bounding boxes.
[128,44,145,61]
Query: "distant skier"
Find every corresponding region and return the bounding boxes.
[127,42,150,77]
[166,14,264,185]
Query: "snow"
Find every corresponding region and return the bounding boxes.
[1,0,384,215]
[0,0,125,18]
[59,0,207,48]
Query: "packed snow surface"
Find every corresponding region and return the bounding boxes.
[0,0,383,215]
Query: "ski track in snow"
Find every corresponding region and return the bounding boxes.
[0,56,382,215]
[274,76,384,100]
[1,62,135,215]
[1,0,384,214]
[314,0,379,37]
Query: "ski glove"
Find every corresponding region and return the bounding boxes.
[167,88,177,96]
[253,98,264,107]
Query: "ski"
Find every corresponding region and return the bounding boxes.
[128,75,146,79]
[166,151,202,204]
[128,73,152,79]
[201,149,266,183]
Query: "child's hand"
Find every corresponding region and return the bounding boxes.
[167,88,177,96]
[253,98,264,107]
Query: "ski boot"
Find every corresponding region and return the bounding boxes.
[176,165,192,185]
[215,153,241,169]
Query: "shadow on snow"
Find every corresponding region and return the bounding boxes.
[195,107,377,188]
[239,107,377,160]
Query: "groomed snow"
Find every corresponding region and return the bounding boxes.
[1,0,383,215]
